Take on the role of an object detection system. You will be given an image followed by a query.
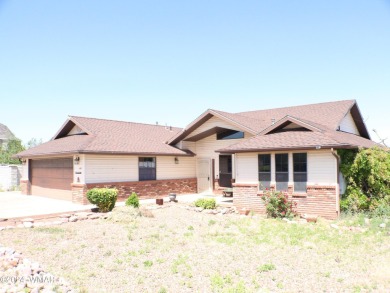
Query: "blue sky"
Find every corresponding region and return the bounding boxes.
[1,0,389,144]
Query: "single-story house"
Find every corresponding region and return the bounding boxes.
[16,100,378,219]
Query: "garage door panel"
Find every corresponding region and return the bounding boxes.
[31,158,73,201]
[32,177,72,190]
[31,186,72,201]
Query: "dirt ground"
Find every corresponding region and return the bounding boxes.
[1,204,390,292]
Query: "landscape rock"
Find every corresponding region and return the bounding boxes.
[88,214,100,220]
[379,223,386,228]
[68,216,78,222]
[364,218,370,225]
[22,218,34,223]
[23,222,34,228]
[330,224,339,230]
[0,244,74,292]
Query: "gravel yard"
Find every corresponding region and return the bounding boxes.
[1,204,390,292]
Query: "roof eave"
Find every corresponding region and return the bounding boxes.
[216,144,357,154]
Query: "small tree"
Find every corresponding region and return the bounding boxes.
[0,138,25,164]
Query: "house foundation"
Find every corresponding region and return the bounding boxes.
[233,183,338,220]
[71,178,197,205]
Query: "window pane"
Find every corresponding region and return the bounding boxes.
[293,153,307,172]
[217,130,245,140]
[275,154,288,172]
[293,153,307,192]
[139,157,156,181]
[258,154,271,172]
[275,154,288,191]
[258,154,271,190]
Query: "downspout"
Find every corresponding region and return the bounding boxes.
[331,148,341,217]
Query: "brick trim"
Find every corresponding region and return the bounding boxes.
[233,183,339,220]
[71,178,197,205]
[20,179,31,195]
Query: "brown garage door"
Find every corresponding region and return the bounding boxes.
[31,158,73,201]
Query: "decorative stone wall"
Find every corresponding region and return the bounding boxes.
[232,183,338,220]
[0,165,22,191]
[71,178,197,204]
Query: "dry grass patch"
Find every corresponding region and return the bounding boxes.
[1,205,389,292]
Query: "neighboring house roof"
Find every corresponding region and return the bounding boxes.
[16,116,190,158]
[0,123,15,140]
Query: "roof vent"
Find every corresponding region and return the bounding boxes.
[271,118,276,125]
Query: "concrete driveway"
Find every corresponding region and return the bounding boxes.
[0,191,95,219]
[0,192,232,220]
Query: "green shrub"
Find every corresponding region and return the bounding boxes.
[86,188,118,212]
[125,192,140,208]
[339,147,390,214]
[194,198,216,209]
[260,189,297,219]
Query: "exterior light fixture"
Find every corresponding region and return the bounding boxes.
[315,145,321,150]
[74,156,80,164]
[174,157,179,164]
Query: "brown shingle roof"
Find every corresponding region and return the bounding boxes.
[169,100,364,144]
[217,129,378,153]
[17,116,190,158]
[236,99,356,132]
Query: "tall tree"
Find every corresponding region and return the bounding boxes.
[0,138,25,164]
[26,137,43,149]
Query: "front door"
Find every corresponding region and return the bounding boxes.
[197,158,211,193]
[219,155,232,188]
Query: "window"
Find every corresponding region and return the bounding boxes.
[258,154,271,189]
[217,130,244,140]
[275,153,288,191]
[293,153,307,192]
[139,157,156,181]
